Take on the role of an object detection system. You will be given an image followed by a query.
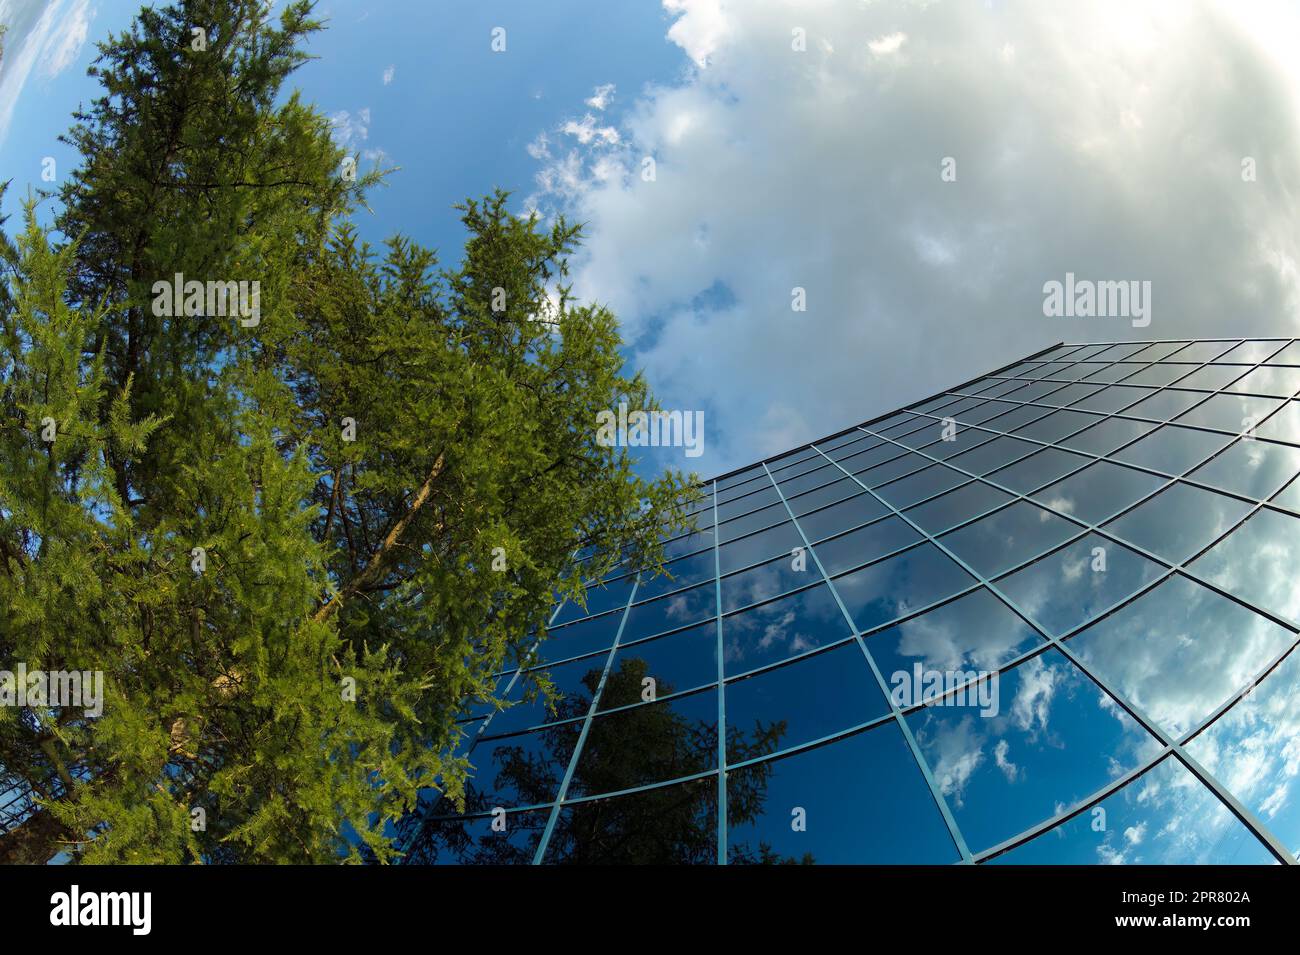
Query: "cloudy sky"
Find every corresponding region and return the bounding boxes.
[3,0,1300,478]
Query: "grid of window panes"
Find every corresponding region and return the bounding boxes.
[402,339,1300,865]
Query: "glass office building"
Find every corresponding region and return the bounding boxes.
[401,339,1300,865]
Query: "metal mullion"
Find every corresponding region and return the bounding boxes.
[532,577,641,864]
[711,479,727,864]
[810,444,1297,866]
[759,461,975,863]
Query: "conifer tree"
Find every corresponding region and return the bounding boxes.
[0,0,696,863]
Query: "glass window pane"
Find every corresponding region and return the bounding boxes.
[1275,480,1300,511]
[723,583,852,676]
[878,414,927,438]
[811,515,921,577]
[1120,387,1206,422]
[769,451,832,484]
[1080,363,1143,384]
[767,447,820,474]
[1218,340,1288,363]
[836,441,908,473]
[1072,385,1150,413]
[955,400,1024,426]
[1008,407,1102,441]
[875,464,969,509]
[716,485,781,522]
[1068,575,1293,737]
[717,521,804,574]
[946,435,1039,475]
[1170,364,1244,391]
[903,481,1015,536]
[621,582,716,642]
[543,779,717,864]
[1257,400,1300,445]
[1174,393,1284,434]
[1102,482,1250,565]
[490,654,604,735]
[938,500,1079,578]
[832,543,975,632]
[1058,417,1157,456]
[996,532,1165,637]
[1264,341,1300,365]
[469,723,581,808]
[1038,382,1105,407]
[1031,460,1166,525]
[717,502,787,542]
[610,622,719,699]
[418,809,550,865]
[776,463,838,497]
[1113,425,1232,475]
[724,642,887,761]
[637,549,716,602]
[716,473,769,503]
[854,450,929,486]
[1189,439,1300,500]
[798,493,889,542]
[985,447,1090,495]
[991,756,1274,865]
[975,379,1034,399]
[1129,341,1190,361]
[569,686,717,796]
[726,722,959,864]
[1165,340,1235,362]
[893,417,949,448]
[819,429,873,453]
[789,476,862,516]
[980,404,1053,433]
[1119,364,1193,388]
[542,611,625,663]
[664,528,714,560]
[1090,343,1149,361]
[718,466,763,492]
[552,576,634,625]
[919,428,997,461]
[1225,365,1300,398]
[866,587,1044,676]
[1190,508,1300,622]
[907,649,1161,854]
[721,552,816,611]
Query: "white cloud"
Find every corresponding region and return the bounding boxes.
[561,113,619,146]
[993,738,1020,782]
[524,0,1300,477]
[664,0,727,68]
[38,0,91,78]
[867,31,907,56]
[585,82,615,110]
[382,64,395,85]
[329,107,370,148]
[0,0,96,148]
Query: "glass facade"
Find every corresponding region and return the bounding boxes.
[402,339,1300,865]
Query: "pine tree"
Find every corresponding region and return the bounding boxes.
[0,0,697,863]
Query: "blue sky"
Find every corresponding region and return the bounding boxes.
[0,0,687,265]
[4,0,1300,480]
